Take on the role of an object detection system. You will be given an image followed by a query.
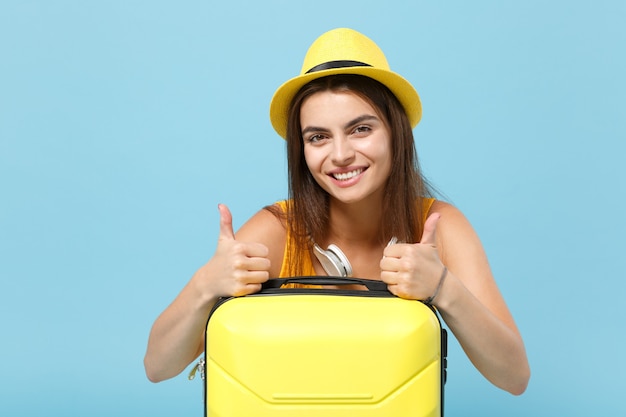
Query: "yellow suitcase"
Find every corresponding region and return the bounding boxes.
[202,277,447,416]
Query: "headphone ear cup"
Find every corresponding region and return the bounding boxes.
[312,243,352,277]
[326,244,353,277]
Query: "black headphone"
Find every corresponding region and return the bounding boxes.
[312,237,398,277]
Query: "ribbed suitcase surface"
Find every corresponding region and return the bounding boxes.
[204,277,447,416]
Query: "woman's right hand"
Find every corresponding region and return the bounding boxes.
[193,204,271,300]
[144,204,272,382]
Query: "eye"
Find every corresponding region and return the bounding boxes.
[352,125,372,136]
[305,133,327,144]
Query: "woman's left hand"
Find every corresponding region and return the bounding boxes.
[380,213,445,301]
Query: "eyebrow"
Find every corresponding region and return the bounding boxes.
[301,114,380,136]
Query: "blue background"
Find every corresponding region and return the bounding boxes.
[1,1,624,415]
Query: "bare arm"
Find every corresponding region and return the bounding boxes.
[143,204,285,382]
[435,202,530,394]
[381,201,530,394]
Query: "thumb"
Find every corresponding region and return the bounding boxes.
[217,204,236,241]
[419,213,441,245]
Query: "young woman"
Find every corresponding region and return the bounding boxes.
[144,28,530,395]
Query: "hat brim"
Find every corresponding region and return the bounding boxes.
[269,67,422,139]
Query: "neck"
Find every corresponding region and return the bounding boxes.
[325,199,384,247]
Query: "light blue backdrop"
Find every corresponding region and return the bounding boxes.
[1,1,624,415]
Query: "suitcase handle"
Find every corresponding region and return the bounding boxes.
[262,276,390,293]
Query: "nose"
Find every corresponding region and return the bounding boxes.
[330,137,355,166]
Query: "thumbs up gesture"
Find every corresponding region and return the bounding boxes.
[380,213,445,300]
[217,203,238,241]
[201,204,271,297]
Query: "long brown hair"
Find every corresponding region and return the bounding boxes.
[269,74,433,276]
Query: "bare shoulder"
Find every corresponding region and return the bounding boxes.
[429,200,518,326]
[429,200,493,288]
[429,199,470,222]
[428,200,483,253]
[236,203,287,278]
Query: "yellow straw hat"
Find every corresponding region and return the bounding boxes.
[269,28,422,139]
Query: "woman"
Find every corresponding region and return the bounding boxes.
[144,28,530,395]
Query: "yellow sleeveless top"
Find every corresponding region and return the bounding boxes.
[274,198,436,279]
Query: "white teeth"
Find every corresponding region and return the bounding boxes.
[333,169,363,181]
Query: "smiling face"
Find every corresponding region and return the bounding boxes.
[300,90,392,206]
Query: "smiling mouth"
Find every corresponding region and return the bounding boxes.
[331,168,364,181]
